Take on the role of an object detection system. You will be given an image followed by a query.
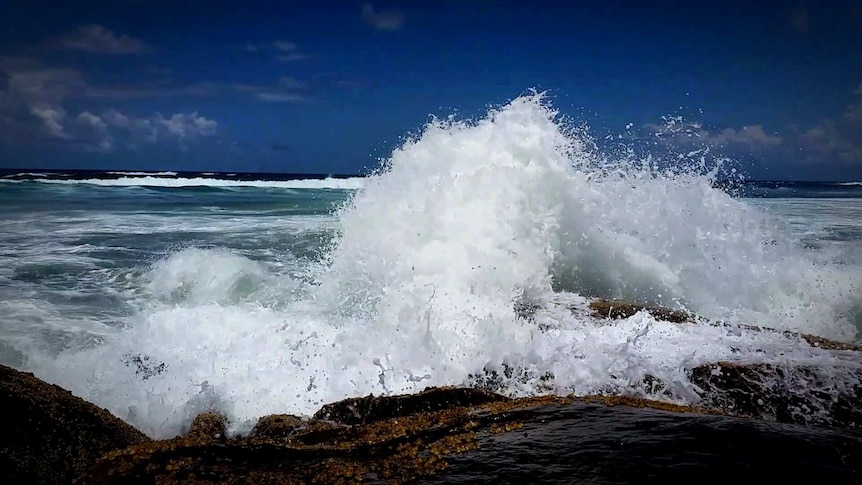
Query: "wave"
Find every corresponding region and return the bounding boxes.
[2,172,51,178]
[837,182,862,187]
[106,171,178,177]
[26,92,862,439]
[33,176,366,190]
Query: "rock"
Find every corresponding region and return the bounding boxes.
[313,386,508,425]
[589,299,695,323]
[248,414,305,441]
[586,299,862,428]
[588,298,862,351]
[0,364,150,484]
[80,389,538,484]
[78,390,862,483]
[423,400,862,482]
[186,412,228,444]
[690,362,862,429]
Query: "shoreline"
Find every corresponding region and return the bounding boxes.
[3,300,861,483]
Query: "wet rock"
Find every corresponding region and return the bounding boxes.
[799,334,862,352]
[80,389,537,484]
[186,412,228,444]
[313,386,508,425]
[424,400,862,482]
[0,364,150,484]
[78,390,862,483]
[588,298,862,351]
[690,362,862,429]
[589,299,695,323]
[248,414,305,441]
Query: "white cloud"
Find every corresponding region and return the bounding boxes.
[31,106,71,139]
[4,67,86,104]
[710,125,783,146]
[233,77,307,103]
[361,4,405,31]
[798,83,862,165]
[102,109,132,129]
[76,111,112,151]
[67,110,217,151]
[0,57,217,150]
[155,112,217,139]
[58,25,148,54]
[645,118,782,147]
[277,76,304,89]
[273,41,297,52]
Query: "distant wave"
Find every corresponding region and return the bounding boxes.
[106,171,178,177]
[35,176,366,189]
[836,182,862,187]
[3,172,50,178]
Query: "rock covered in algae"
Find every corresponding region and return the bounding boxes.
[0,364,150,484]
[78,389,862,484]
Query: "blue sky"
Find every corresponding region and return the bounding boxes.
[0,1,860,180]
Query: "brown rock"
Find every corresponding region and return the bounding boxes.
[0,364,150,484]
[589,299,694,323]
[186,412,228,444]
[312,386,508,425]
[76,388,862,484]
[248,414,305,441]
[588,298,862,351]
[79,390,560,484]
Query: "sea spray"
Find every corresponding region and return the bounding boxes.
[23,93,862,438]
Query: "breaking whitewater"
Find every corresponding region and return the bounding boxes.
[2,93,861,439]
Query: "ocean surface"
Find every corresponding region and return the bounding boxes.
[1,95,862,460]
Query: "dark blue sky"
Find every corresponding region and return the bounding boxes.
[1,1,860,180]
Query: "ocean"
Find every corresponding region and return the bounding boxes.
[1,95,861,455]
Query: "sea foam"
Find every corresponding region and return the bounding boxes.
[28,93,862,438]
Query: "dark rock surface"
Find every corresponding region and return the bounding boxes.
[77,393,705,484]
[425,401,862,483]
[0,364,150,484]
[78,392,862,484]
[313,386,508,425]
[690,362,862,429]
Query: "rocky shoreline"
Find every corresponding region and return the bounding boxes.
[2,300,861,483]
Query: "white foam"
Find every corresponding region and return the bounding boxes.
[26,93,862,439]
[106,171,178,176]
[34,176,365,189]
[2,172,50,178]
[144,247,301,307]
